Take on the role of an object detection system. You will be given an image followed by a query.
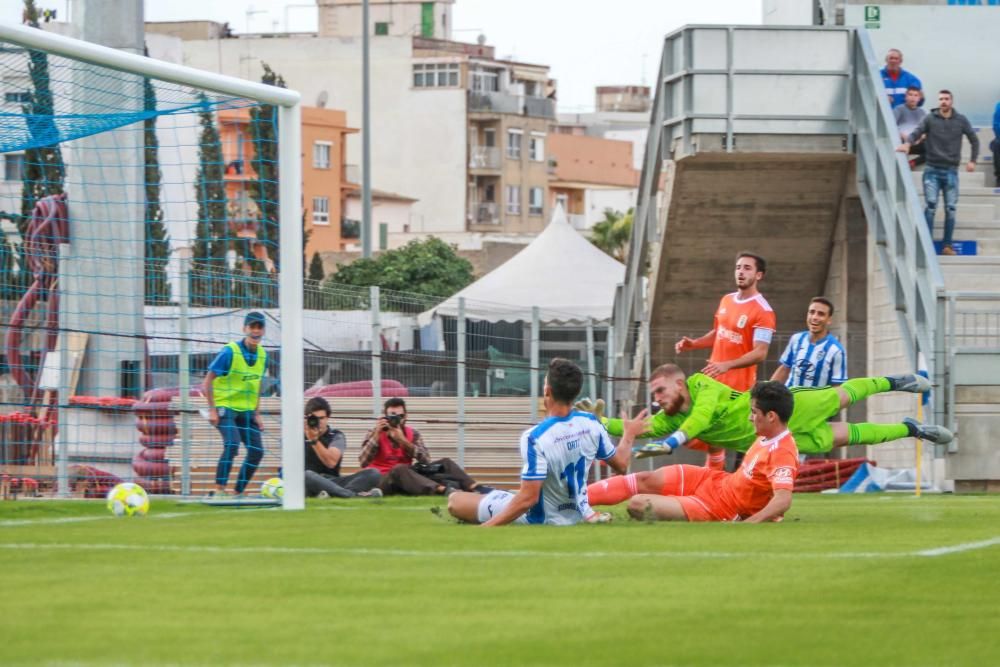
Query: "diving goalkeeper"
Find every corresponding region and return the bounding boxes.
[586,363,951,506]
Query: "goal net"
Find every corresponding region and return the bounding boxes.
[0,23,304,507]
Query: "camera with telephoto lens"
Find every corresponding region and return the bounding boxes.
[306,414,321,429]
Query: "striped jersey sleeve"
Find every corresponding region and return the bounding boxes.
[520,429,548,481]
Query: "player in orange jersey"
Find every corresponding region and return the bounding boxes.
[674,251,776,470]
[619,381,797,523]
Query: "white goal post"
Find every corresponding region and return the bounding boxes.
[0,22,305,509]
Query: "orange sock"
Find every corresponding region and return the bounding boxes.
[587,474,638,506]
[706,451,726,471]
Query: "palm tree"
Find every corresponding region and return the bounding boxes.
[588,207,633,262]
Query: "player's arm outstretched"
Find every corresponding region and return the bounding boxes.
[743,489,792,524]
[675,329,716,354]
[704,340,769,378]
[597,405,671,440]
[668,379,723,446]
[590,412,634,474]
[481,480,542,527]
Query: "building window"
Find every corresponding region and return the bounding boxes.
[529,134,544,162]
[505,185,521,215]
[413,62,459,88]
[313,141,332,169]
[4,153,24,181]
[312,196,330,225]
[506,129,522,159]
[471,66,500,93]
[374,22,389,35]
[529,187,544,215]
[4,91,30,104]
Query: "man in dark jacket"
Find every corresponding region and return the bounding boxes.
[303,397,382,498]
[898,90,979,256]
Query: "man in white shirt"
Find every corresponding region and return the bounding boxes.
[448,358,631,526]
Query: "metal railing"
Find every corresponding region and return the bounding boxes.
[470,202,499,225]
[850,29,943,387]
[468,91,555,119]
[469,146,500,169]
[613,25,855,403]
[936,290,1000,448]
[615,26,947,408]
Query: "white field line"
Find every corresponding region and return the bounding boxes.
[0,505,432,526]
[0,537,997,559]
[0,512,192,527]
[914,536,1000,557]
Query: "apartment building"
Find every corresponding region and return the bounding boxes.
[547,133,639,231]
[316,0,454,40]
[153,17,555,247]
[217,106,359,259]
[554,85,652,170]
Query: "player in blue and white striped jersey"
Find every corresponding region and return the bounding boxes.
[772,297,847,388]
[448,358,631,526]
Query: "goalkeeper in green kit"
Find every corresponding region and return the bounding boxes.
[584,363,952,506]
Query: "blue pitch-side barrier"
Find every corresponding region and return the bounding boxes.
[934,240,978,255]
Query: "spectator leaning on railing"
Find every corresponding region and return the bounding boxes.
[897,90,979,256]
[894,86,928,167]
[880,48,922,109]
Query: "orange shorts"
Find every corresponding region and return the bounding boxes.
[686,438,711,452]
[656,464,736,522]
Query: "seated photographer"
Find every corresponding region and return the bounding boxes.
[304,397,382,498]
[358,397,493,496]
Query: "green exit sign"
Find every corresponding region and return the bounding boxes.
[865,5,881,28]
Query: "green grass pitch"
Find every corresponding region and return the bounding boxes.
[1,494,997,666]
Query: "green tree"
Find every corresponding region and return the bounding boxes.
[325,237,474,309]
[19,0,66,238]
[588,207,633,263]
[191,96,229,306]
[248,63,285,268]
[308,251,325,283]
[143,58,171,304]
[303,250,325,308]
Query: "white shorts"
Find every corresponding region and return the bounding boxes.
[477,489,528,525]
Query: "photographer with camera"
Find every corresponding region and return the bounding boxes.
[304,397,382,498]
[358,397,493,496]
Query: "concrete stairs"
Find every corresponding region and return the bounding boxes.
[908,125,1000,489]
[645,151,852,366]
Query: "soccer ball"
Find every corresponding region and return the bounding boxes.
[106,482,149,517]
[260,477,284,500]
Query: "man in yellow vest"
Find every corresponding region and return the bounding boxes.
[203,311,268,496]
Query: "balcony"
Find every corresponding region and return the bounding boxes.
[468,91,556,119]
[470,202,499,225]
[341,217,361,239]
[343,164,360,185]
[469,146,501,170]
[523,96,555,119]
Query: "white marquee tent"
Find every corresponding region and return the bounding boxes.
[419,205,626,325]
